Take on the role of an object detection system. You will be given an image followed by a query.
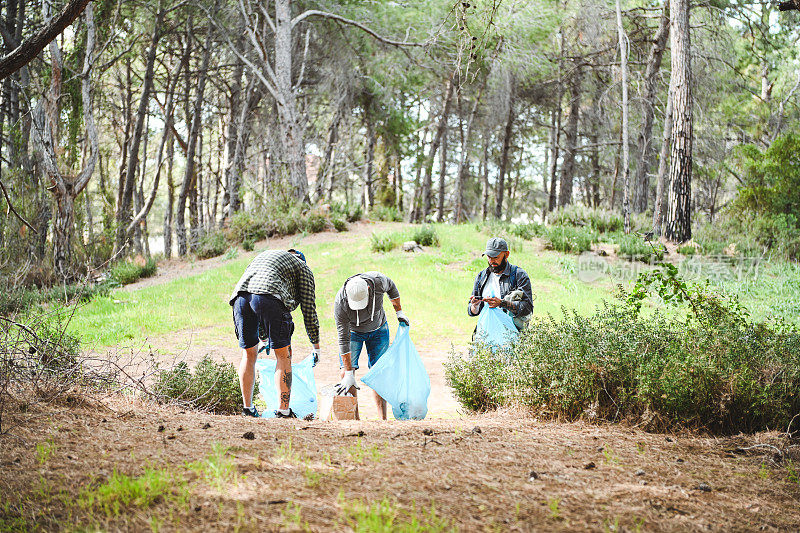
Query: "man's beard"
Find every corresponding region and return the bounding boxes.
[489,259,507,274]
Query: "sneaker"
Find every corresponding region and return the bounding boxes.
[274,408,297,419]
[242,406,260,417]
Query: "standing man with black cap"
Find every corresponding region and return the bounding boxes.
[230,249,320,418]
[333,271,409,420]
[468,237,534,330]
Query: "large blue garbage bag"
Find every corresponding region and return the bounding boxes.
[476,306,519,348]
[361,325,430,420]
[255,354,317,419]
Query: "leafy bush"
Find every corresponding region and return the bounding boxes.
[678,244,697,256]
[331,216,348,232]
[330,202,363,223]
[242,238,255,252]
[302,211,329,233]
[545,225,596,253]
[411,225,440,247]
[196,231,228,259]
[508,222,544,240]
[110,257,156,285]
[229,212,268,243]
[371,205,402,222]
[616,234,665,262]
[446,265,800,433]
[549,205,623,233]
[370,232,399,253]
[0,280,117,315]
[152,355,241,414]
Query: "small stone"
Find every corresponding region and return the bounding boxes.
[304,413,315,421]
[639,480,648,486]
[472,426,482,434]
[101,418,107,423]
[194,505,202,512]
[597,446,604,452]
[665,436,674,442]
[166,435,176,440]
[243,431,256,440]
[676,458,684,463]
[177,426,183,432]
[528,471,539,481]
[584,461,596,470]
[201,423,211,429]
[423,428,434,436]
[402,241,423,252]
[157,425,165,432]
[635,469,646,476]
[695,482,711,492]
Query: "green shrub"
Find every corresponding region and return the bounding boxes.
[508,222,544,240]
[229,212,268,243]
[411,225,440,247]
[371,205,402,222]
[331,202,363,223]
[617,234,665,262]
[545,225,596,253]
[678,244,697,256]
[242,238,255,252]
[446,265,800,433]
[549,205,622,233]
[302,211,329,233]
[110,257,156,286]
[0,280,117,315]
[196,231,228,259]
[152,355,241,414]
[370,232,399,253]
[331,216,348,232]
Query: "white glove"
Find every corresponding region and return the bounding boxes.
[335,370,358,396]
[311,347,319,367]
[396,310,410,327]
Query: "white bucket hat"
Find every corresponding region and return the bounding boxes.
[344,277,369,310]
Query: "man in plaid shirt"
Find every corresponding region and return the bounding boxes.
[230,249,320,418]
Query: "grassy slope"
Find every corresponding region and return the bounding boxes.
[68,223,800,348]
[67,224,618,348]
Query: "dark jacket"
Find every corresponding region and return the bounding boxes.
[467,262,533,318]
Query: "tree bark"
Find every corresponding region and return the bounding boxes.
[480,130,490,221]
[421,73,454,221]
[363,118,375,210]
[495,86,515,219]
[616,0,632,234]
[652,80,673,237]
[558,65,582,208]
[633,1,670,214]
[454,75,489,223]
[665,0,692,243]
[0,0,89,81]
[436,117,448,222]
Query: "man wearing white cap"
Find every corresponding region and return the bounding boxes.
[333,271,409,419]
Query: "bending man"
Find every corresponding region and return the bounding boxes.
[230,249,319,419]
[334,271,409,420]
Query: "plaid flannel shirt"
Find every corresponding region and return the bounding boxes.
[229,250,319,344]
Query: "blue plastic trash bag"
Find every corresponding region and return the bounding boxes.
[255,354,317,419]
[475,306,518,348]
[361,325,430,420]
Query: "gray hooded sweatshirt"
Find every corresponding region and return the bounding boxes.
[334,271,400,354]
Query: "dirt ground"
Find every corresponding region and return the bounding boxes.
[1,398,798,531]
[5,226,797,530]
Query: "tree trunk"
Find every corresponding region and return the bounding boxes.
[176,18,213,256]
[421,73,455,221]
[275,0,308,199]
[547,106,561,214]
[480,131,490,221]
[616,0,632,234]
[222,56,244,218]
[454,76,489,223]
[652,80,674,237]
[664,0,692,243]
[115,0,165,253]
[495,87,515,219]
[633,1,670,214]
[363,119,375,210]
[163,132,175,258]
[558,65,582,208]
[395,149,403,212]
[436,119,448,222]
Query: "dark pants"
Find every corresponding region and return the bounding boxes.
[232,292,294,350]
